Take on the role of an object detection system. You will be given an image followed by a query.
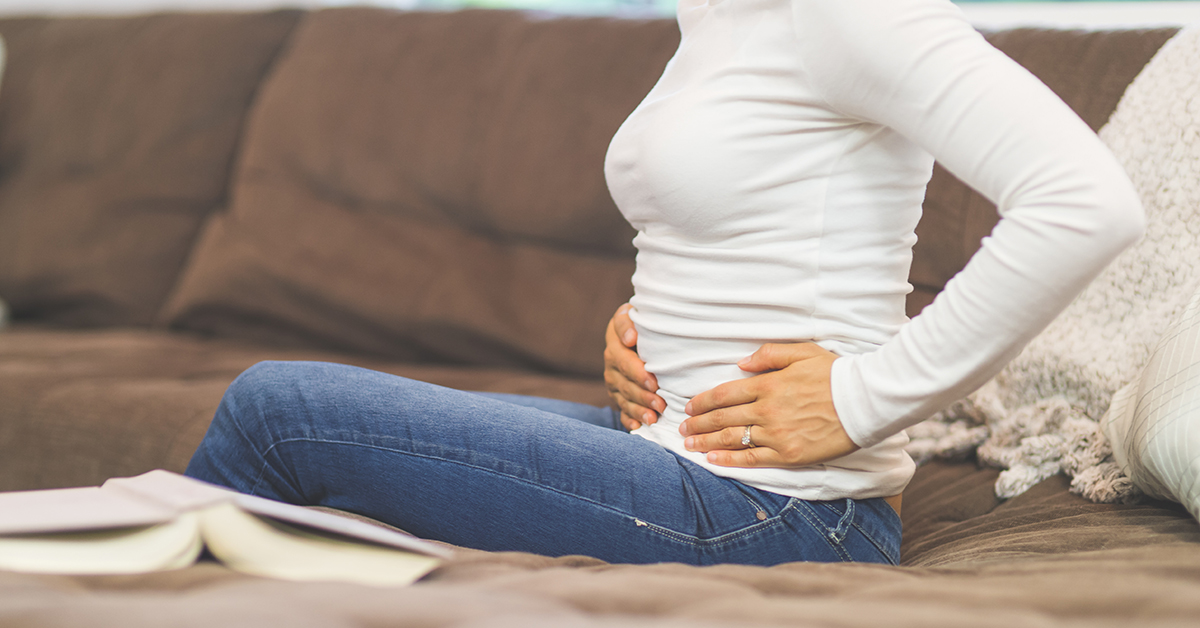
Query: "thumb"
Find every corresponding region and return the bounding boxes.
[737,342,825,372]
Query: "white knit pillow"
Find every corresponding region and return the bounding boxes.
[1102,287,1200,520]
[907,26,1200,503]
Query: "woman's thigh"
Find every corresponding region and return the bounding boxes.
[466,390,623,430]
[186,361,899,566]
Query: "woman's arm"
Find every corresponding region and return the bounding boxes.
[682,0,1144,464]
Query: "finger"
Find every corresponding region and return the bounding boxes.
[613,303,638,347]
[679,402,751,437]
[685,378,757,416]
[619,413,642,431]
[683,425,757,453]
[615,347,659,395]
[737,342,829,373]
[604,326,660,398]
[619,374,667,417]
[618,397,657,425]
[705,446,784,468]
[604,379,662,427]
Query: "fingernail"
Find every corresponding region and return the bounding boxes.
[684,401,693,414]
[644,379,656,391]
[623,330,636,345]
[652,399,665,412]
[737,356,751,368]
[684,437,694,450]
[642,411,654,423]
[707,452,719,463]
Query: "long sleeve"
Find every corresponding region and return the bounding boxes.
[796,0,1147,447]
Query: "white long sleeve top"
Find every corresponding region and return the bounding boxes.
[603,0,1144,500]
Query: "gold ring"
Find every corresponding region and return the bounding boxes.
[741,425,755,448]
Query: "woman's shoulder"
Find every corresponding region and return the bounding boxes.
[791,0,1006,121]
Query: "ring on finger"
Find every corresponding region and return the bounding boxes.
[741,425,756,448]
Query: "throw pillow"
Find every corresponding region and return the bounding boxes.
[1103,286,1200,520]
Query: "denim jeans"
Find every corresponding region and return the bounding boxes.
[186,361,901,566]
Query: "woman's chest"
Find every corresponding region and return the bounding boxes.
[604,4,860,241]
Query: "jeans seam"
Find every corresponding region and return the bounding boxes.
[822,500,898,566]
[849,512,900,565]
[794,500,852,562]
[634,512,784,548]
[256,436,654,521]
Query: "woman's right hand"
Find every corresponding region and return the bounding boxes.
[604,304,665,430]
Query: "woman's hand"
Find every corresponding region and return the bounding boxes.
[680,343,859,467]
[604,304,666,430]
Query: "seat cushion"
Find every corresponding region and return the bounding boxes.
[901,460,1200,567]
[0,326,611,492]
[3,464,1200,628]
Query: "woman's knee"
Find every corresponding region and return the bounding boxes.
[215,361,327,434]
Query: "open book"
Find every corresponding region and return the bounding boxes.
[0,470,451,586]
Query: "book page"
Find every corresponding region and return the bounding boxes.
[232,493,453,559]
[0,514,203,574]
[102,469,233,511]
[199,504,441,587]
[0,486,177,535]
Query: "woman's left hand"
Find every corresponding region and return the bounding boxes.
[680,343,859,468]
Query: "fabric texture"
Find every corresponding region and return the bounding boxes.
[605,0,1142,502]
[3,460,1200,628]
[160,9,679,376]
[1103,285,1200,520]
[908,27,1200,505]
[186,361,901,566]
[0,326,612,493]
[0,13,300,327]
[908,26,1178,318]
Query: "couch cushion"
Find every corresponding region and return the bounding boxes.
[0,12,300,327]
[900,460,1200,567]
[161,8,678,376]
[3,490,1200,628]
[908,27,1178,317]
[0,326,611,492]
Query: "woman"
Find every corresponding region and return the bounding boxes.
[186,0,1143,566]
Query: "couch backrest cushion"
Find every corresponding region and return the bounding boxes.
[0,12,300,327]
[908,27,1178,317]
[161,8,677,376]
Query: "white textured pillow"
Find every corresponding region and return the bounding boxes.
[1103,287,1200,520]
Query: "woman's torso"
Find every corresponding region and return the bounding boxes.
[603,0,933,500]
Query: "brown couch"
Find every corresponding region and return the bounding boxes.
[1,8,1198,627]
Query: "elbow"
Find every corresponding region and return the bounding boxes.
[1090,175,1145,256]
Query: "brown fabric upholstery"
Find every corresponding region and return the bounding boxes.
[907,27,1178,318]
[0,326,610,492]
[3,463,1200,628]
[0,12,300,327]
[160,9,679,376]
[0,13,1196,628]
[901,460,1200,566]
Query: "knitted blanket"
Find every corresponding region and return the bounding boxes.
[906,27,1200,503]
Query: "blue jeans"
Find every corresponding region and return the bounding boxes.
[186,361,901,566]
